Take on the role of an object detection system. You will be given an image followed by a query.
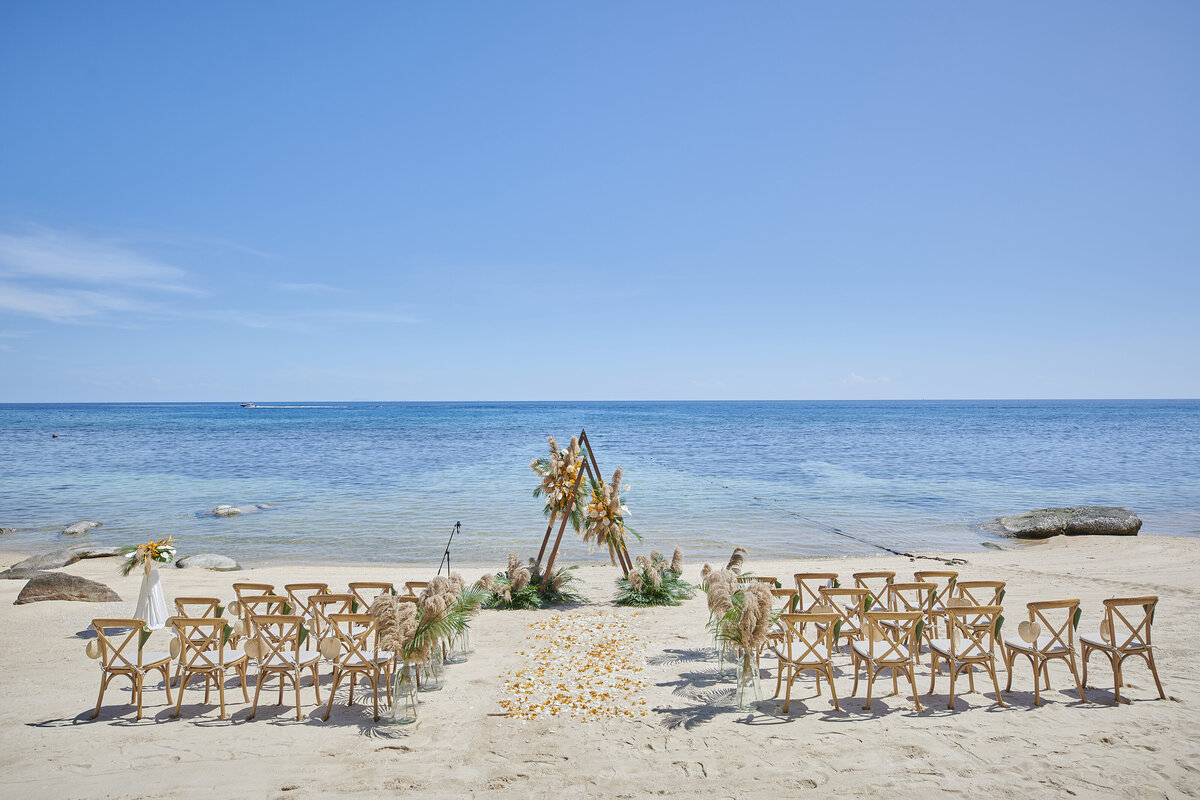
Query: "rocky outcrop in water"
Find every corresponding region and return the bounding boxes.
[0,527,16,535]
[206,504,271,518]
[985,506,1142,539]
[62,521,102,536]
[11,549,82,570]
[15,573,121,604]
[176,553,240,571]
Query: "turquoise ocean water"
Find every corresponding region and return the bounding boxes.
[1,401,1197,566]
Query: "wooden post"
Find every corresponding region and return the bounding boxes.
[535,512,557,566]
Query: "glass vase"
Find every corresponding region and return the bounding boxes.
[419,649,443,692]
[445,630,468,664]
[735,650,762,711]
[387,663,419,725]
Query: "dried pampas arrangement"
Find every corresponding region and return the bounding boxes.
[615,549,696,607]
[531,436,587,531]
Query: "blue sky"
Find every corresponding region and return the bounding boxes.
[1,2,1197,401]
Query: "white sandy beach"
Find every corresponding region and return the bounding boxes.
[1,535,1197,799]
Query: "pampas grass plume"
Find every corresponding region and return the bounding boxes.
[671,548,684,574]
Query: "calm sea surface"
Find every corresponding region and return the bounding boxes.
[1,401,1197,566]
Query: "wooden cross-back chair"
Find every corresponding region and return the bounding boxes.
[90,619,173,720]
[816,586,872,650]
[238,595,289,639]
[308,593,356,640]
[231,583,275,642]
[170,596,224,686]
[170,618,248,719]
[764,589,799,662]
[348,582,394,609]
[794,573,839,613]
[284,583,329,622]
[852,571,895,608]
[247,614,322,721]
[1080,596,1166,703]
[322,614,392,722]
[881,583,936,650]
[914,570,958,637]
[1003,599,1087,706]
[929,605,1005,709]
[851,611,924,711]
[772,611,842,713]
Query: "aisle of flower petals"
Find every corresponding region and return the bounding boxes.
[498,611,648,721]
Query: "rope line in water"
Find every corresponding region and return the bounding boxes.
[633,454,968,566]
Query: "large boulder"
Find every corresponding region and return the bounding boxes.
[0,568,51,580]
[15,573,121,604]
[11,549,82,570]
[986,506,1142,539]
[175,553,240,571]
[62,520,103,536]
[210,505,242,517]
[70,545,123,559]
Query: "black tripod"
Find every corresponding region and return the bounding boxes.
[437,521,460,576]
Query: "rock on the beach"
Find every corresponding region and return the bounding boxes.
[175,553,240,571]
[15,573,121,604]
[0,568,51,580]
[62,520,103,536]
[70,545,122,559]
[11,549,82,570]
[986,506,1142,539]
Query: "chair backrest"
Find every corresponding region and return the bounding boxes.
[1101,596,1157,649]
[327,613,379,664]
[1025,599,1081,654]
[348,582,394,609]
[886,582,936,616]
[751,576,780,587]
[171,618,229,672]
[770,588,800,614]
[284,583,329,620]
[945,605,1001,661]
[404,581,428,596]
[778,612,839,665]
[956,580,1006,607]
[309,593,355,639]
[240,594,289,637]
[862,611,921,664]
[91,619,150,671]
[794,573,839,612]
[818,587,873,632]
[852,571,895,607]
[174,596,222,618]
[232,583,275,630]
[253,615,306,666]
[914,570,958,608]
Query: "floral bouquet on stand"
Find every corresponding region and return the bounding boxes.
[120,536,177,630]
[118,536,178,576]
[531,436,587,532]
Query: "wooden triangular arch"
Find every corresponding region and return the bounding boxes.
[535,429,633,578]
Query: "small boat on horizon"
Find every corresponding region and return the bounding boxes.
[240,402,257,408]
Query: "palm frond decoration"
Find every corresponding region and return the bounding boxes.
[530,436,588,532]
[481,554,585,609]
[615,548,695,607]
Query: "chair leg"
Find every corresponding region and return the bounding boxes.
[783,670,793,713]
[929,654,939,696]
[218,671,227,720]
[1004,650,1015,692]
[174,672,188,718]
[1081,644,1092,687]
[294,670,303,721]
[774,662,784,698]
[1033,657,1041,706]
[1069,654,1087,703]
[312,665,322,704]
[948,663,957,709]
[324,668,343,721]
[239,663,250,702]
[277,672,285,706]
[826,665,841,712]
[92,673,111,720]
[865,665,875,710]
[1145,650,1166,699]
[988,661,1006,707]
[135,675,144,721]
[249,671,265,720]
[372,671,379,722]
[909,666,922,712]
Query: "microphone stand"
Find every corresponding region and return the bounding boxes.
[437,521,460,576]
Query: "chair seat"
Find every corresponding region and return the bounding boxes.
[134,652,172,669]
[1079,633,1146,650]
[262,650,321,669]
[340,651,394,668]
[852,641,910,663]
[182,652,248,669]
[1004,636,1070,655]
[929,639,991,660]
[780,645,831,666]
